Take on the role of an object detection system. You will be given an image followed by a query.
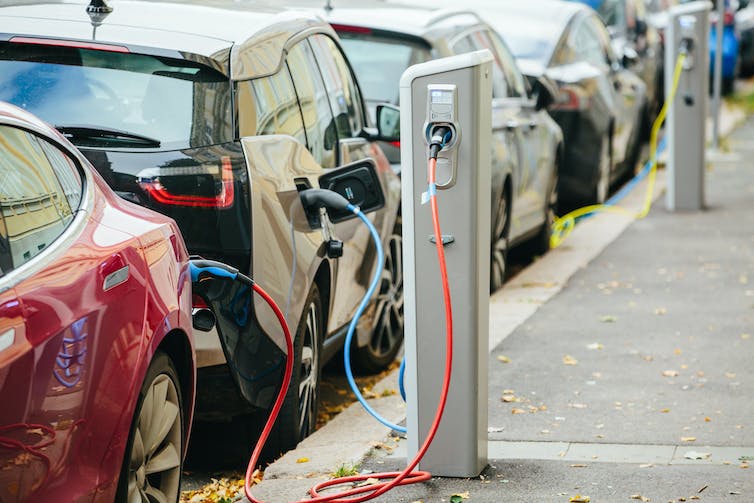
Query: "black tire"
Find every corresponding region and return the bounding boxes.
[266,284,323,456]
[490,185,510,293]
[723,76,735,96]
[592,134,611,205]
[531,165,559,257]
[352,219,404,374]
[117,351,184,503]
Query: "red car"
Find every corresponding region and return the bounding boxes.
[0,102,194,502]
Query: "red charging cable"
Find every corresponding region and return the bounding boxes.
[245,156,453,502]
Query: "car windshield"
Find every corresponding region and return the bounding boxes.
[489,14,562,64]
[0,42,231,148]
[338,34,432,105]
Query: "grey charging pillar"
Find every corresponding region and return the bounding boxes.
[666,1,710,211]
[400,50,492,477]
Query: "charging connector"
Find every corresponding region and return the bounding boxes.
[428,125,453,160]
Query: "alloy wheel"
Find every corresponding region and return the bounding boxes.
[368,232,404,359]
[126,372,182,503]
[298,300,320,440]
[490,189,510,292]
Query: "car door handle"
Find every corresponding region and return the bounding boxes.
[100,253,130,292]
[0,328,15,352]
[505,120,519,131]
[528,121,538,130]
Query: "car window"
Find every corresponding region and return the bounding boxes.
[571,15,611,67]
[598,0,628,28]
[286,40,337,169]
[0,42,232,149]
[337,34,432,105]
[488,30,528,98]
[451,32,508,98]
[308,35,363,139]
[0,125,77,271]
[237,69,307,145]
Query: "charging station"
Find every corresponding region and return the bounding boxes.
[666,1,710,211]
[400,50,492,477]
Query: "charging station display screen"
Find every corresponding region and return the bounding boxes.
[430,89,453,104]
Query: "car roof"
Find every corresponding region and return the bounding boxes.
[483,0,585,33]
[0,0,332,79]
[282,0,486,45]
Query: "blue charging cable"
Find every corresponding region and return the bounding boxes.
[343,204,407,433]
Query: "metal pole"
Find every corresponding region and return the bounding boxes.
[711,0,725,149]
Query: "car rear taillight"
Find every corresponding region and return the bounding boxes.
[9,36,130,53]
[551,87,590,111]
[332,23,373,34]
[388,140,401,149]
[139,156,235,208]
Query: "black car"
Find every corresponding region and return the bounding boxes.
[484,0,649,205]
[0,0,403,457]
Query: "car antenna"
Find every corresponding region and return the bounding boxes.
[324,0,333,13]
[86,0,113,40]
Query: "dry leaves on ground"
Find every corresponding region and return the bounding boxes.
[180,475,252,503]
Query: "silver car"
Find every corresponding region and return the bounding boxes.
[307,2,564,291]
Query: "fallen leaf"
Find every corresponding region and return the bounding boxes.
[683,451,710,460]
[570,403,588,409]
[662,370,679,377]
[563,355,578,365]
[586,342,603,350]
[511,408,526,415]
[698,485,708,493]
[704,417,711,422]
[497,355,512,363]
[296,457,310,463]
[599,315,617,323]
[725,372,737,379]
[570,464,588,468]
[639,463,654,468]
[674,348,682,355]
[501,394,519,403]
[741,333,751,340]
[655,307,667,315]
[630,495,650,502]
[503,389,515,394]
[569,495,590,502]
[681,437,697,442]
[449,492,470,503]
[660,408,670,413]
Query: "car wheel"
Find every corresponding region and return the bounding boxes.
[268,284,323,455]
[117,351,184,503]
[490,187,510,293]
[532,167,558,256]
[593,136,611,205]
[352,220,404,374]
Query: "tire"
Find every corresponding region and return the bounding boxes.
[723,76,735,96]
[352,219,404,374]
[592,135,611,205]
[531,166,559,257]
[266,284,323,456]
[490,186,510,293]
[117,351,184,503]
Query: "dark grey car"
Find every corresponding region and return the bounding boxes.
[484,0,648,205]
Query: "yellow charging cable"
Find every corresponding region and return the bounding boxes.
[550,51,687,249]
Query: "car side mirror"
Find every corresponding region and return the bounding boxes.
[317,158,385,223]
[375,103,400,142]
[530,75,557,110]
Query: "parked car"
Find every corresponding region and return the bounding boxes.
[0,102,194,502]
[303,1,563,290]
[478,0,648,205]
[736,0,754,74]
[0,0,403,455]
[569,0,663,119]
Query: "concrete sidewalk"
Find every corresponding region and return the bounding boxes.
[249,117,754,502]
